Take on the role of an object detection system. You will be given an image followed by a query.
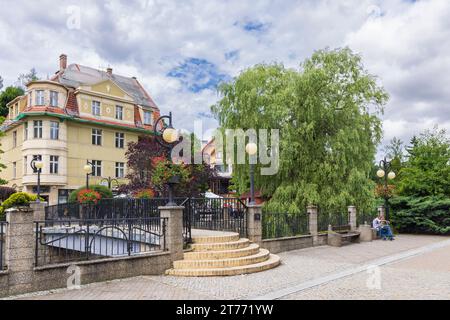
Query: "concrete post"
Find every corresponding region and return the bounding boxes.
[5,207,36,296]
[30,201,47,221]
[307,205,318,246]
[348,206,357,231]
[246,205,262,245]
[159,206,184,261]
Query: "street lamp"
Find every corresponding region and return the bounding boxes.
[153,111,181,206]
[377,157,396,220]
[83,161,93,189]
[30,158,44,202]
[245,142,258,205]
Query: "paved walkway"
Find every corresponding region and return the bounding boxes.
[9,234,450,300]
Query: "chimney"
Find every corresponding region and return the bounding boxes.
[107,67,113,76]
[59,54,67,71]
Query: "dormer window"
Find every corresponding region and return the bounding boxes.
[92,101,101,116]
[36,90,45,106]
[116,106,123,120]
[50,91,58,107]
[143,110,152,125]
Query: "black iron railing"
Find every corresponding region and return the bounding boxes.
[45,198,169,220]
[262,212,309,240]
[0,222,6,270]
[318,210,349,232]
[34,216,167,267]
[357,211,377,227]
[187,198,247,237]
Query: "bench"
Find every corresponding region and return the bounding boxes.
[327,224,360,247]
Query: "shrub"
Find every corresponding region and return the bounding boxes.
[0,186,16,202]
[391,196,450,235]
[0,192,42,220]
[77,189,101,205]
[69,185,113,203]
[134,189,155,199]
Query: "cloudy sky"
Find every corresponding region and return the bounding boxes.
[0,0,449,154]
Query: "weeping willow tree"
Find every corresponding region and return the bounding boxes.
[211,48,388,213]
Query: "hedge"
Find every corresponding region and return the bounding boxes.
[69,185,113,203]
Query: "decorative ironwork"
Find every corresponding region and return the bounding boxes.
[318,210,349,232]
[262,212,309,240]
[34,216,167,267]
[185,198,247,237]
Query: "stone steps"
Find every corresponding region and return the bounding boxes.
[191,238,250,252]
[191,232,240,244]
[166,254,281,277]
[184,243,261,260]
[166,231,281,277]
[174,249,271,269]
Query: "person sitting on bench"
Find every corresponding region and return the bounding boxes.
[372,213,395,241]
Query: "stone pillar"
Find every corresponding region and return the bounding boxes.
[359,224,373,242]
[307,205,319,246]
[30,201,47,221]
[159,206,184,261]
[5,207,36,296]
[348,206,357,231]
[246,205,262,245]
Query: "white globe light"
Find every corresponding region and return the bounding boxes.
[83,164,92,173]
[245,143,258,156]
[377,169,385,178]
[162,128,179,143]
[388,171,396,180]
[35,161,44,169]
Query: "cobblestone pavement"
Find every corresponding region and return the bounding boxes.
[11,234,450,300]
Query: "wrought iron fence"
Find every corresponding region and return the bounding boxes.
[262,212,309,240]
[357,211,377,227]
[0,222,6,270]
[318,210,349,232]
[186,198,247,237]
[45,198,168,220]
[34,216,167,267]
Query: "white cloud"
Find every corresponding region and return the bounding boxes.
[0,0,448,155]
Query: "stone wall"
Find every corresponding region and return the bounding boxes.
[0,202,183,298]
[261,235,314,254]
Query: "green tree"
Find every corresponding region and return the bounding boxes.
[0,86,24,117]
[398,127,450,197]
[212,48,388,213]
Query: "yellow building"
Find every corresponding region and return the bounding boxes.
[0,54,161,205]
[202,138,233,195]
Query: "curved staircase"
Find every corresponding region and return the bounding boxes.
[166,231,280,277]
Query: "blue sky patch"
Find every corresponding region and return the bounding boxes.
[167,58,231,92]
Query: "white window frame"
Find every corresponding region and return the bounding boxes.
[92,129,102,145]
[49,155,59,174]
[50,91,58,107]
[13,162,17,179]
[13,130,17,148]
[36,90,45,106]
[50,121,59,140]
[92,101,101,116]
[115,132,124,149]
[143,110,152,125]
[33,120,43,139]
[115,162,125,178]
[92,160,102,177]
[115,106,123,120]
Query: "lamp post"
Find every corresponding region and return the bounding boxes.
[376,157,396,221]
[30,158,44,202]
[245,142,258,205]
[83,161,94,189]
[153,111,180,206]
